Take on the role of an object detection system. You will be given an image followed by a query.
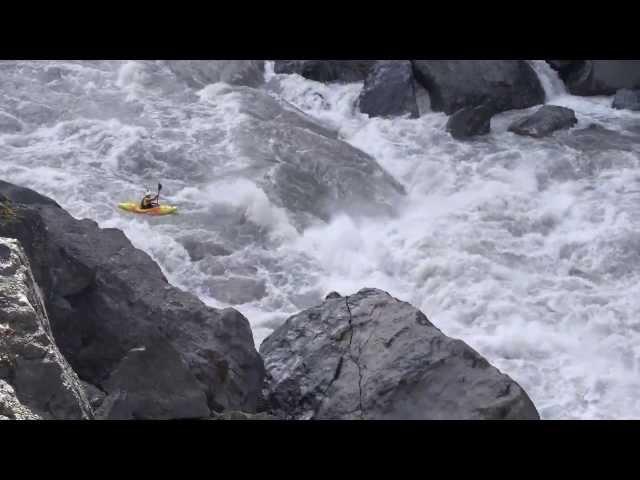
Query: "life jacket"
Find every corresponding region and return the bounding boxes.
[140,195,154,209]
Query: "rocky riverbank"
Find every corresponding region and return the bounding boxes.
[1,180,540,419]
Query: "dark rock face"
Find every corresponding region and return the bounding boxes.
[0,181,265,416]
[559,61,640,96]
[358,61,419,118]
[612,89,640,111]
[96,340,210,419]
[261,288,540,420]
[0,237,92,419]
[446,104,494,139]
[165,61,265,89]
[508,105,578,138]
[179,237,232,262]
[411,60,545,115]
[274,60,375,83]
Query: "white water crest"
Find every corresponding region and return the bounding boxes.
[1,60,640,419]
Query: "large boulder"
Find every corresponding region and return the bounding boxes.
[358,60,419,118]
[165,60,265,88]
[411,60,545,115]
[274,60,375,83]
[446,104,494,140]
[508,105,577,138]
[557,61,640,96]
[0,181,265,415]
[0,237,93,419]
[199,84,406,227]
[261,288,540,420]
[612,89,640,111]
[96,340,210,419]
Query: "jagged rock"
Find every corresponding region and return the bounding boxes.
[446,104,494,139]
[274,60,375,83]
[358,61,419,118]
[0,237,92,419]
[261,288,540,420]
[205,276,267,305]
[562,124,638,152]
[165,60,265,88]
[97,340,210,419]
[559,61,640,96]
[411,60,544,115]
[508,105,577,138]
[0,182,265,415]
[612,89,640,111]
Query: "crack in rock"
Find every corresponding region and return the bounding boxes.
[345,295,365,420]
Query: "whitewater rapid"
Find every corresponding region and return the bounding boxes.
[1,60,640,419]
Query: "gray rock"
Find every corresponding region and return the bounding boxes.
[612,89,640,111]
[261,288,540,420]
[358,61,418,118]
[205,276,267,305]
[446,104,494,139]
[0,182,265,415]
[179,237,232,262]
[508,105,577,138]
[274,60,375,83]
[411,60,545,115]
[561,61,640,96]
[97,340,210,419]
[0,237,92,419]
[0,379,40,419]
[165,60,265,88]
[210,85,405,227]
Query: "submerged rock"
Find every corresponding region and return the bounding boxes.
[612,89,640,111]
[203,85,406,228]
[446,104,494,139]
[165,60,265,88]
[508,105,577,138]
[261,288,540,420]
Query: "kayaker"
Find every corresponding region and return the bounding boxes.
[140,188,159,210]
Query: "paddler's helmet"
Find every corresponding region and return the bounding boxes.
[144,188,153,197]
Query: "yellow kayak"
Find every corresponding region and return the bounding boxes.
[118,202,178,215]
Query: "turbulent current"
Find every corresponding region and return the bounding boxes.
[2,60,640,419]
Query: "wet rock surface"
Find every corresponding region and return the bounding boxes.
[261,288,540,420]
